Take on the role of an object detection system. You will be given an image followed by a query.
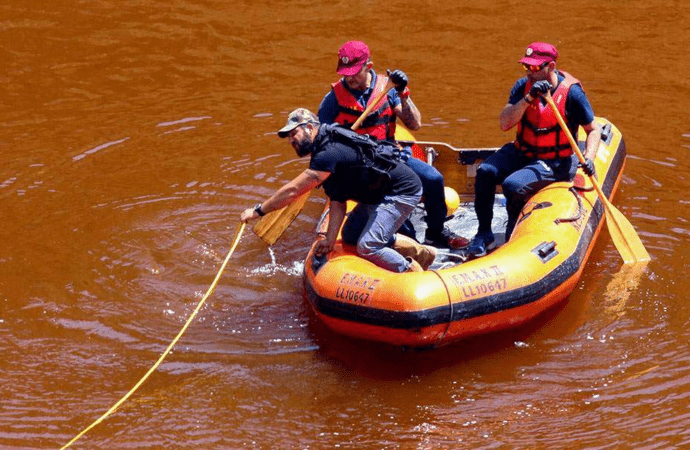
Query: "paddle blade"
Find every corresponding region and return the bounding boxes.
[544,92,650,264]
[252,191,311,245]
[602,198,650,264]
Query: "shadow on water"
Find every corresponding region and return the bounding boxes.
[304,295,578,382]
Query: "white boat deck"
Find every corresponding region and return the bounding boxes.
[408,195,508,269]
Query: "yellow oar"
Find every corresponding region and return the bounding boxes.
[544,92,649,264]
[253,78,396,245]
[351,78,395,130]
[253,190,310,245]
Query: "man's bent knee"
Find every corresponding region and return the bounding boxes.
[356,240,383,258]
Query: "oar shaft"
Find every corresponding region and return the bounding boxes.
[544,94,585,164]
[543,94,609,203]
[351,79,395,131]
[544,92,649,263]
[397,140,460,151]
[397,139,501,153]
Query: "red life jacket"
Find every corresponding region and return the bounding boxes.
[516,71,582,159]
[332,74,396,140]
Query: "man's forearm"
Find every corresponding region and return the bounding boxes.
[326,201,347,241]
[583,123,601,160]
[499,100,530,131]
[398,98,422,130]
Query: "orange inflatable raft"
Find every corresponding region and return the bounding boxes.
[303,118,626,348]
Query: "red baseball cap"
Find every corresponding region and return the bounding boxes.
[519,42,558,66]
[336,41,370,76]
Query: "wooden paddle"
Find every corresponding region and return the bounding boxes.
[397,140,499,154]
[253,190,310,246]
[253,77,396,245]
[397,139,499,166]
[544,92,650,264]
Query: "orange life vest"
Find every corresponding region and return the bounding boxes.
[332,74,396,140]
[516,71,581,159]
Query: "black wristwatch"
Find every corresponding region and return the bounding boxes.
[254,203,266,217]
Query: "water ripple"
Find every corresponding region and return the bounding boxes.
[72,137,130,162]
[156,116,212,128]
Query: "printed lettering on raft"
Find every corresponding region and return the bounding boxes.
[459,278,508,299]
[450,265,504,285]
[450,265,508,299]
[336,272,381,305]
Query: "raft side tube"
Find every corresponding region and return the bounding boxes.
[302,118,627,348]
[304,254,454,346]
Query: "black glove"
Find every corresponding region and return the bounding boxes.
[579,158,596,176]
[529,80,551,98]
[387,69,408,93]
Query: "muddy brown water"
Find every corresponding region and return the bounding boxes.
[2,1,689,448]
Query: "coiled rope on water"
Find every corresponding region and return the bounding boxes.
[61,222,246,449]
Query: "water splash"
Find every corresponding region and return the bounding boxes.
[249,247,304,277]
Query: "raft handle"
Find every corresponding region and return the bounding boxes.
[600,122,613,145]
[311,252,328,274]
[532,241,559,263]
[555,187,584,224]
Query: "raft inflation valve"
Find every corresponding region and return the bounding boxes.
[532,241,558,263]
[600,122,613,145]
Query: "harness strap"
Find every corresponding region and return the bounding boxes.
[517,141,573,159]
[520,121,561,135]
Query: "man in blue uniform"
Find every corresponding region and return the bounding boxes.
[241,108,437,272]
[466,42,601,257]
[318,40,469,250]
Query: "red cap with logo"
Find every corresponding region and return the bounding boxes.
[336,41,370,76]
[519,42,558,66]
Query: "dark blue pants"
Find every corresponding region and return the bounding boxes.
[405,157,447,237]
[474,142,577,237]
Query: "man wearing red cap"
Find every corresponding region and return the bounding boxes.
[466,42,601,257]
[318,40,469,250]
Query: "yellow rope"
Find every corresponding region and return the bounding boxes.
[61,221,246,449]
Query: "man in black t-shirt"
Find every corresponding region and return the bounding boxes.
[241,108,436,273]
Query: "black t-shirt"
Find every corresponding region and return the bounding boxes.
[308,124,421,203]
